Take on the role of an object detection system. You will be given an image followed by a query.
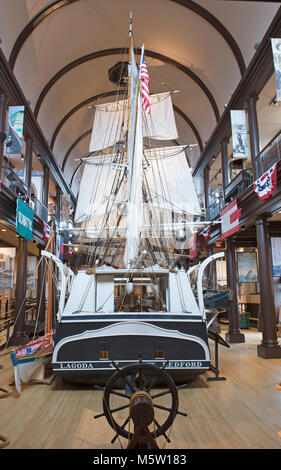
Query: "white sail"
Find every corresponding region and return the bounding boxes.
[142,92,178,140]
[89,92,178,153]
[74,154,126,224]
[143,146,201,216]
[89,100,128,152]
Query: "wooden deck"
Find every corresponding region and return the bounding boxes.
[0,327,280,450]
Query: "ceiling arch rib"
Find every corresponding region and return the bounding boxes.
[51,91,203,153]
[8,0,245,77]
[8,0,81,70]
[34,48,220,123]
[62,129,91,171]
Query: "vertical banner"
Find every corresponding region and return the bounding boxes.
[61,194,71,222]
[271,38,281,101]
[6,106,25,155]
[220,199,241,239]
[230,110,249,159]
[16,198,34,240]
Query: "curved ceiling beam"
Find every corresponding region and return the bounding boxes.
[62,129,91,171]
[171,0,246,76]
[9,0,81,69]
[70,160,83,187]
[34,48,220,122]
[8,0,245,77]
[51,91,203,152]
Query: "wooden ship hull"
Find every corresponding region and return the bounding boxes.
[52,314,210,386]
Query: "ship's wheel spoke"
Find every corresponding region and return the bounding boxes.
[104,402,130,415]
[111,416,130,444]
[110,389,131,399]
[153,403,173,414]
[150,389,171,400]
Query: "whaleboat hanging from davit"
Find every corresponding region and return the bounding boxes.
[43,15,224,386]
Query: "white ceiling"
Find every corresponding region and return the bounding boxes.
[0,0,280,196]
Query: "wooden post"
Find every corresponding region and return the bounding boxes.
[9,137,33,346]
[247,94,260,179]
[203,165,210,211]
[256,217,281,358]
[225,237,245,343]
[221,138,229,203]
[0,92,7,180]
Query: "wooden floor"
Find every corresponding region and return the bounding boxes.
[0,326,281,450]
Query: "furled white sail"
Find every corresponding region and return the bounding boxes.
[89,92,178,152]
[143,146,201,216]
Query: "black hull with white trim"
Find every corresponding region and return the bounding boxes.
[52,314,210,385]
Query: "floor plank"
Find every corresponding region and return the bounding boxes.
[0,327,280,449]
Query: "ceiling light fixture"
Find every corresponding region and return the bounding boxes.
[269,96,279,107]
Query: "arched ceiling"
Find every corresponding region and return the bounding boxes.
[0,0,279,197]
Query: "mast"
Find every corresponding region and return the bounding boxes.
[124,21,143,268]
[127,11,133,140]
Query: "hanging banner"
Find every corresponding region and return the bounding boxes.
[220,199,241,239]
[43,221,51,240]
[16,198,34,240]
[61,194,71,221]
[6,106,25,155]
[189,232,197,260]
[253,163,277,201]
[200,224,211,240]
[230,110,249,159]
[271,38,281,101]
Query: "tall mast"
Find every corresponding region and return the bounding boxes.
[127,11,133,140]
[124,18,143,268]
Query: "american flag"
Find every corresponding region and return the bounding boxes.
[140,54,151,114]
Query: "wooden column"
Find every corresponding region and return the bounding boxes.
[256,217,281,358]
[0,92,7,179]
[42,164,49,207]
[221,138,229,203]
[225,237,245,343]
[9,137,33,346]
[37,164,50,323]
[247,94,260,180]
[203,165,210,211]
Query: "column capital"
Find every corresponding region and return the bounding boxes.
[247,93,259,104]
[256,215,269,226]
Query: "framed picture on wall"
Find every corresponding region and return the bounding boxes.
[237,251,258,283]
[271,237,281,276]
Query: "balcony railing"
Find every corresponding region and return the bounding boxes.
[224,169,253,203]
[1,164,48,223]
[33,198,48,223]
[255,130,281,177]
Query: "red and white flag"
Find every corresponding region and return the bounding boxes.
[43,221,51,240]
[140,53,151,114]
[189,232,197,259]
[200,224,211,240]
[220,199,241,239]
[253,163,277,201]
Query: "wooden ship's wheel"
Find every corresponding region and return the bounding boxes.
[94,359,187,449]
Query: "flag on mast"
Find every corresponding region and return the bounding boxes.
[140,46,151,114]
